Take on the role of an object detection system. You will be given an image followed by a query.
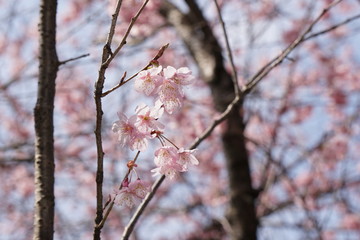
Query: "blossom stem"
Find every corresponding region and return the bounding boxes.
[159,134,179,149]
[156,135,166,146]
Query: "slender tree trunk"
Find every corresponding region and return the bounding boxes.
[33,0,58,239]
[160,1,257,239]
[222,106,257,240]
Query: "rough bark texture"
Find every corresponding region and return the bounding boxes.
[160,1,257,239]
[33,0,58,239]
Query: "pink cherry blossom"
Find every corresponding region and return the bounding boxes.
[153,146,178,165]
[163,66,194,86]
[134,65,195,114]
[115,189,140,208]
[129,179,151,198]
[135,101,164,133]
[112,112,148,151]
[177,148,199,170]
[151,146,199,179]
[152,146,183,179]
[134,66,163,96]
[129,135,148,152]
[157,79,183,114]
[151,164,183,179]
[112,113,137,146]
[115,179,150,208]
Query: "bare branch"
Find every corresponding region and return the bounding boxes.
[121,1,354,238]
[58,53,90,65]
[213,0,240,97]
[103,0,150,68]
[106,0,123,47]
[94,151,140,230]
[93,1,124,239]
[101,72,127,97]
[243,0,344,94]
[101,43,169,97]
[34,0,58,238]
[304,13,360,41]
[121,176,166,240]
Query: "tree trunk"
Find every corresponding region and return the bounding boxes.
[33,0,58,239]
[160,1,257,239]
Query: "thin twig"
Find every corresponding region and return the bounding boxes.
[95,151,141,230]
[190,96,240,149]
[121,1,348,238]
[121,175,166,240]
[101,72,127,97]
[58,53,90,65]
[106,0,123,47]
[213,0,240,97]
[304,13,360,41]
[243,0,344,94]
[94,0,152,232]
[103,0,150,67]
[92,1,123,239]
[101,43,169,97]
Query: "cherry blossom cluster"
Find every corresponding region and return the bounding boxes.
[112,100,164,152]
[112,65,199,207]
[134,65,195,114]
[114,178,150,208]
[152,146,199,179]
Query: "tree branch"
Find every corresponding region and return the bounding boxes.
[304,12,360,41]
[102,0,150,68]
[213,0,240,97]
[33,0,58,239]
[121,175,166,240]
[121,1,352,238]
[242,0,344,94]
[93,1,150,239]
[101,43,169,97]
[58,53,90,65]
[93,1,123,239]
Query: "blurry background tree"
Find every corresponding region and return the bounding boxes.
[0,0,359,239]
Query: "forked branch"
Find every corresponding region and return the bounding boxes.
[93,0,150,239]
[121,0,356,238]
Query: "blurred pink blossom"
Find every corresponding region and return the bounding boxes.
[135,101,164,133]
[115,179,150,208]
[112,112,149,151]
[151,146,199,179]
[134,66,163,96]
[163,66,194,86]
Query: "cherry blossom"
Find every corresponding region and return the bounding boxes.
[133,65,196,114]
[115,179,150,208]
[130,179,151,198]
[130,135,149,152]
[157,79,183,114]
[151,146,199,179]
[135,101,164,133]
[134,66,163,96]
[112,112,149,151]
[163,66,194,86]
[157,66,194,114]
[152,146,183,179]
[177,148,199,171]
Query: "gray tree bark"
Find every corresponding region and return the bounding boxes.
[160,1,258,239]
[33,0,58,239]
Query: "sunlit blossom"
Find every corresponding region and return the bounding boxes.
[163,66,194,86]
[134,66,163,95]
[151,146,199,179]
[115,179,150,208]
[112,112,149,151]
[177,148,199,171]
[135,101,164,133]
